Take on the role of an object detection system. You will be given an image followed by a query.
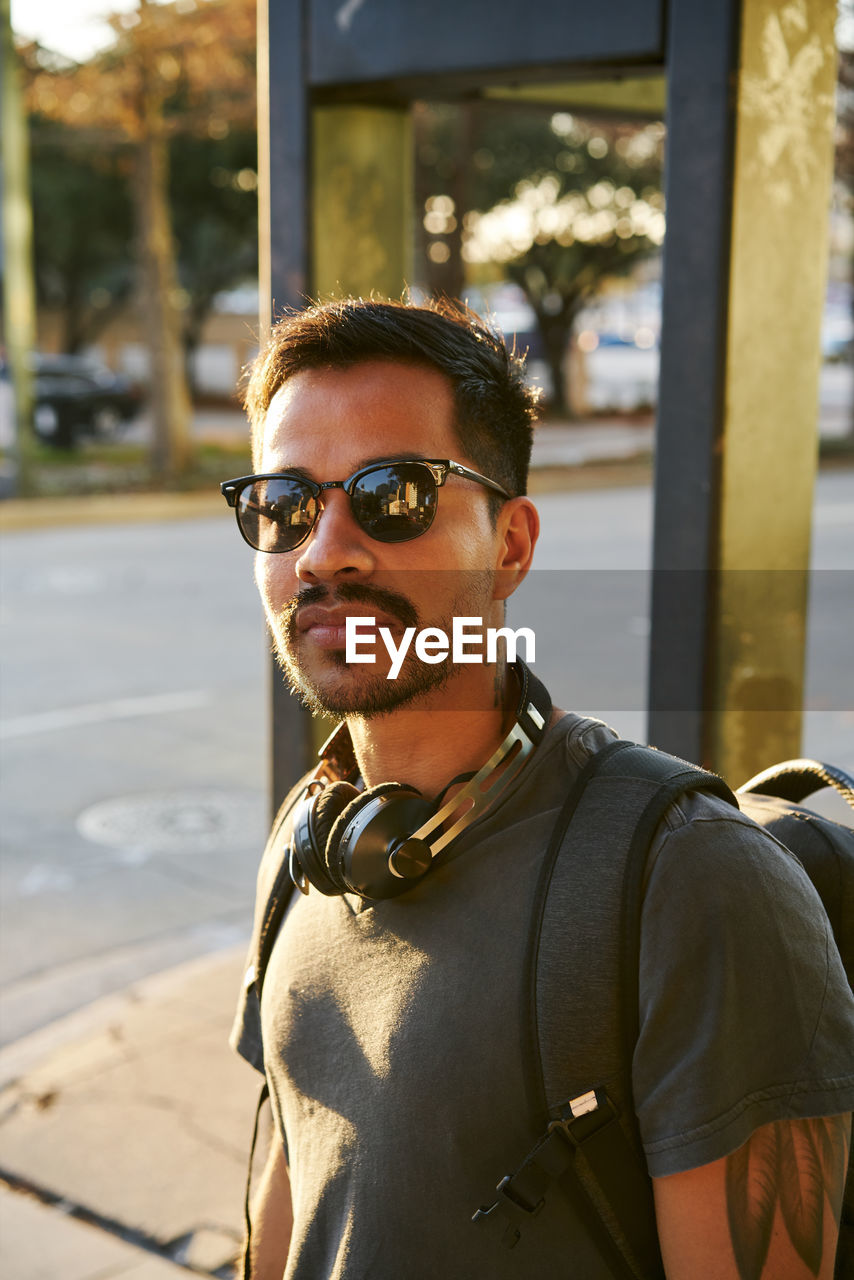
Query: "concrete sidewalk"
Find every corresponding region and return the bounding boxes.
[0,948,259,1279]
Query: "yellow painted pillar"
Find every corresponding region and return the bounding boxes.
[307,104,413,751]
[312,106,413,298]
[1,0,37,493]
[709,0,837,782]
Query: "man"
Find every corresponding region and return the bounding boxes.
[227,297,854,1278]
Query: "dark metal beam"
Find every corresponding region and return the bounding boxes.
[261,0,310,320]
[647,0,741,763]
[307,0,664,88]
[259,0,317,810]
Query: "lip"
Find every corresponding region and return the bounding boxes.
[297,605,404,650]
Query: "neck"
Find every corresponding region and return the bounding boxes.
[346,661,517,798]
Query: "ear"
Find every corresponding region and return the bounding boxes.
[493,496,539,602]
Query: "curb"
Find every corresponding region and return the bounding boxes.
[0,942,249,1091]
[0,489,225,534]
[0,455,655,534]
[0,1183,194,1279]
[0,944,252,1280]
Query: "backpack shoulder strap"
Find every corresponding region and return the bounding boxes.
[532,739,736,1125]
[738,758,854,808]
[475,738,736,1277]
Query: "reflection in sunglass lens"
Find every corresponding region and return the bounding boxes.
[236,463,440,552]
[238,478,317,552]
[352,464,437,543]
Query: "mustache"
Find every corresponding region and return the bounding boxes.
[280,582,420,638]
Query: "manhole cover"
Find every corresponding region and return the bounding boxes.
[77,789,265,855]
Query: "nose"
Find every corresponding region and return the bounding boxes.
[294,488,376,584]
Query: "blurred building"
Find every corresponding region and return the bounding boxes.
[36,285,260,403]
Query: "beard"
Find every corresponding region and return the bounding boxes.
[269,574,495,719]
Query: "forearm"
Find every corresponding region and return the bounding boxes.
[245,1129,293,1280]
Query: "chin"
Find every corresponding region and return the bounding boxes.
[276,644,451,719]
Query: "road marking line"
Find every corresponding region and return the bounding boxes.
[0,690,212,739]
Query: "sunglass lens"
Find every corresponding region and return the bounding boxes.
[352,464,437,543]
[238,478,316,552]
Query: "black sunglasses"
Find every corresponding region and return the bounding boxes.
[221,458,511,553]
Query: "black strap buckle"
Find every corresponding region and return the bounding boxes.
[473,1171,546,1250]
[472,1089,620,1251]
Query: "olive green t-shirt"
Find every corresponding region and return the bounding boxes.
[232,714,854,1279]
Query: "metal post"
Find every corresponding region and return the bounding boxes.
[709,0,836,783]
[300,103,413,761]
[648,0,741,765]
[312,106,413,299]
[259,0,315,811]
[259,5,412,810]
[649,0,836,783]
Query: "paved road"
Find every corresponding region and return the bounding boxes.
[0,518,269,1045]
[515,467,854,757]
[1,470,852,1045]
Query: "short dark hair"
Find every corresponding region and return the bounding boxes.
[244,297,539,514]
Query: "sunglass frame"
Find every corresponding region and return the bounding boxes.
[220,457,512,553]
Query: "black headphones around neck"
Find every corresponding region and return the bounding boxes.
[288,661,551,902]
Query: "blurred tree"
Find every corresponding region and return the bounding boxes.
[838,53,854,173]
[28,119,257,392]
[169,129,257,393]
[29,120,135,353]
[838,0,854,179]
[22,0,255,477]
[416,102,665,415]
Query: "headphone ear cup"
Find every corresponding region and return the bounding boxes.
[323,781,413,894]
[328,782,436,899]
[294,781,361,895]
[313,782,362,853]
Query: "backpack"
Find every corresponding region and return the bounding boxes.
[473,743,854,1279]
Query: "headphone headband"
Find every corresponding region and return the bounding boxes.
[402,662,550,862]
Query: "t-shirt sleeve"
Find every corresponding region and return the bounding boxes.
[229,773,313,1076]
[634,793,854,1178]
[229,942,265,1075]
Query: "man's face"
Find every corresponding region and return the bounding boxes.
[254,359,510,718]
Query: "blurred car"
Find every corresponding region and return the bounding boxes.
[822,332,853,364]
[30,354,143,448]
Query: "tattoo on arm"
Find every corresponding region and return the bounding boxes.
[725,1115,850,1278]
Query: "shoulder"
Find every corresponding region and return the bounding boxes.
[640,784,836,985]
[635,787,854,1177]
[646,785,819,908]
[552,709,620,771]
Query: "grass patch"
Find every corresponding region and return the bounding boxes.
[4,437,253,498]
[819,434,854,465]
